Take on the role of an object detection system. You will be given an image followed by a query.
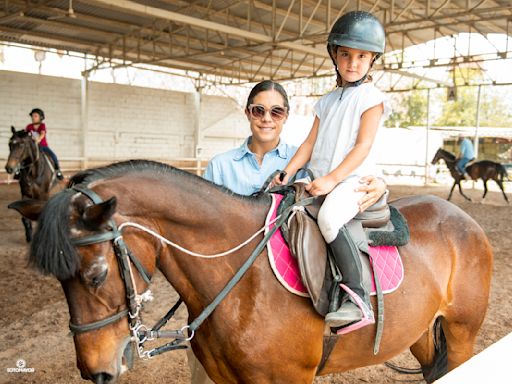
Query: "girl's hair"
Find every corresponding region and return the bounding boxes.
[246,80,289,110]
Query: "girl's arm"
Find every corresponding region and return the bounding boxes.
[306,103,383,196]
[274,116,320,184]
[37,130,46,144]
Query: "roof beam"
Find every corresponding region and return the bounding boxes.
[89,0,326,58]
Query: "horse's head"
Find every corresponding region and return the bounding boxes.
[11,185,158,383]
[5,126,37,174]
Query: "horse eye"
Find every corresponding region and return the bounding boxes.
[90,269,108,288]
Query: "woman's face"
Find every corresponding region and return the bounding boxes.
[245,90,288,145]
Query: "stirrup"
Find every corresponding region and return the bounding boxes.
[335,283,374,335]
[325,301,363,327]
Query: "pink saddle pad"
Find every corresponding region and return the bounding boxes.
[266,194,404,297]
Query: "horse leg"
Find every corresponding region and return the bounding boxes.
[22,217,32,243]
[495,179,509,204]
[410,318,447,384]
[447,182,457,200]
[482,180,488,201]
[457,182,471,201]
[440,316,480,372]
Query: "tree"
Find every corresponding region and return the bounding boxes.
[435,67,512,127]
[386,90,428,128]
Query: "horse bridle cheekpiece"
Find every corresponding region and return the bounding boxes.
[68,185,191,359]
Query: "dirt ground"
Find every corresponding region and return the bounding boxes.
[0,181,511,384]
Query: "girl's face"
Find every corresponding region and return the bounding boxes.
[31,113,42,124]
[335,46,374,84]
[245,90,288,145]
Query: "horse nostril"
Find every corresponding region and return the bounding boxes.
[92,372,114,384]
[5,166,12,174]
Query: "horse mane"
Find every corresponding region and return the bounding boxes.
[31,160,269,279]
[68,159,270,204]
[30,188,80,280]
[438,148,456,162]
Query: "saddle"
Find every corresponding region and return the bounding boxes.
[277,181,409,317]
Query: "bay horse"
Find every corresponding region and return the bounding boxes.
[431,148,509,203]
[5,126,60,242]
[10,160,493,383]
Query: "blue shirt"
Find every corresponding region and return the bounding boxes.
[203,137,298,195]
[460,138,475,160]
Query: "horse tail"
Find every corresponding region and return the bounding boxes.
[385,317,448,381]
[422,317,448,383]
[497,164,508,182]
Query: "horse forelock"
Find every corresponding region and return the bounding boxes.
[30,189,81,280]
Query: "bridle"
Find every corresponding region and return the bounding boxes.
[65,181,306,359]
[68,185,190,359]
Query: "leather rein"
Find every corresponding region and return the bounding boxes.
[66,183,308,359]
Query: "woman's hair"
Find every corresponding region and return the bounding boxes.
[245,80,289,110]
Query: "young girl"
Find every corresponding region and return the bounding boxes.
[274,11,389,329]
[25,108,64,180]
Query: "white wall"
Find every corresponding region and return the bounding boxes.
[0,70,247,167]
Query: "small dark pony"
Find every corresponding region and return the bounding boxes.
[5,126,59,242]
[431,148,509,203]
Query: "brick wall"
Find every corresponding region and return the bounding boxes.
[0,70,248,171]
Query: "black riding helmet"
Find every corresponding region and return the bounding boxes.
[29,108,45,120]
[327,11,385,87]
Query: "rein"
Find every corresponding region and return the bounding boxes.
[67,184,309,359]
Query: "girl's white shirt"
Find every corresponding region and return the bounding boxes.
[310,83,390,180]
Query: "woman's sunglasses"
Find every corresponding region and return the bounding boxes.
[247,104,288,121]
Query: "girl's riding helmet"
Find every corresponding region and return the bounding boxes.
[328,11,386,87]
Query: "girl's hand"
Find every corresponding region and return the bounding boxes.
[355,175,387,212]
[305,175,337,196]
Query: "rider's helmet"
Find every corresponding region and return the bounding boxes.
[327,11,385,87]
[29,108,45,120]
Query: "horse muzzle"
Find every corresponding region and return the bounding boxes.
[80,336,133,384]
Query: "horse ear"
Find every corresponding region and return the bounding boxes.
[8,199,45,221]
[82,197,117,229]
[11,126,16,134]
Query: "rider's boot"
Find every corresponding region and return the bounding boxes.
[325,226,374,328]
[56,169,64,180]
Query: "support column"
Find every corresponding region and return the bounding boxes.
[192,87,203,176]
[81,73,89,170]
[424,88,431,185]
[474,85,482,159]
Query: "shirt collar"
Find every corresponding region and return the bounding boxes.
[233,136,288,161]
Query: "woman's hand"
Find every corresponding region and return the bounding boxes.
[355,175,387,212]
[305,175,337,196]
[271,171,289,187]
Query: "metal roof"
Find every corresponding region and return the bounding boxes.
[1,0,511,85]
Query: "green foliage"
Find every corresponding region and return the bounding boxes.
[435,68,512,127]
[386,90,427,128]
[385,67,512,128]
